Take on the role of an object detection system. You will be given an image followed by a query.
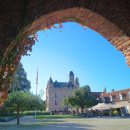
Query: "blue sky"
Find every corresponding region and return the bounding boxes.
[21,22,130,100]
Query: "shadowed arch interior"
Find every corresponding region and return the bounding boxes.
[0,0,130,104]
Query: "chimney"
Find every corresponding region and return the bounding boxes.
[112,89,114,92]
[103,87,106,93]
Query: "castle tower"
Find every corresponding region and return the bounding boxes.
[69,71,74,83]
[47,77,53,88]
[46,71,79,112]
[48,77,53,84]
[75,77,79,85]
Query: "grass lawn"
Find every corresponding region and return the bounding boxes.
[36,114,80,119]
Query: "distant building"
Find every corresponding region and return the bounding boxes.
[91,92,102,100]
[46,71,79,112]
[46,71,130,115]
[100,88,130,114]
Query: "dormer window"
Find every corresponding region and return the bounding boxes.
[122,94,126,100]
[110,95,113,102]
[55,100,58,105]
[111,95,116,101]
[119,93,126,100]
[119,93,123,100]
[128,91,130,99]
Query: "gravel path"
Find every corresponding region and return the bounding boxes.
[0,116,89,130]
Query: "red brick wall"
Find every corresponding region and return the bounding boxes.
[24,7,130,66]
[0,0,130,65]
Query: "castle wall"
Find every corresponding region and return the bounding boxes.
[46,71,79,112]
[46,87,77,112]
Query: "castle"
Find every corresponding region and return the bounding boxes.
[46,71,79,112]
[46,71,130,115]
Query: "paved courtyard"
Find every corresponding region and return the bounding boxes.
[0,116,130,130]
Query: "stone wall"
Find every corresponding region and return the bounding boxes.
[46,87,78,112]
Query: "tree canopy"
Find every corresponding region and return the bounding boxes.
[64,85,98,114]
[8,63,31,93]
[4,91,44,125]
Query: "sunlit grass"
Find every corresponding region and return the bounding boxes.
[36,114,80,119]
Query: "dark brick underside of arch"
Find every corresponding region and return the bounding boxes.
[0,0,130,64]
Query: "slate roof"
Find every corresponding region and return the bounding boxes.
[52,80,75,88]
[53,81,67,88]
[91,92,102,98]
[67,82,74,88]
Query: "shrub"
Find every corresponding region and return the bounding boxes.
[112,109,119,116]
[23,111,51,116]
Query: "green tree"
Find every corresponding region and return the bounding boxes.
[64,85,98,114]
[8,63,31,93]
[5,91,43,125]
[43,100,46,111]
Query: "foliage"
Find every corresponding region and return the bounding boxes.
[2,91,43,125]
[23,111,50,116]
[42,100,46,111]
[8,63,31,93]
[36,114,80,119]
[0,35,36,106]
[64,85,98,114]
[0,23,64,106]
[112,109,119,116]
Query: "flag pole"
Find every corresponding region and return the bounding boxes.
[35,68,38,119]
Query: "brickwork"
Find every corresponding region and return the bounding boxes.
[0,0,130,99]
[19,6,130,66]
[0,0,130,66]
[0,0,130,64]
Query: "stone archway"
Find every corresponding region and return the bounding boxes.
[0,0,130,104]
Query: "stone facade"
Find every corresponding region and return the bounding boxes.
[46,71,79,112]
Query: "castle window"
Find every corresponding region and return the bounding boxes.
[55,93,57,98]
[55,100,58,105]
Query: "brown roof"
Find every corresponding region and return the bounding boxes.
[100,88,130,102]
[91,92,102,98]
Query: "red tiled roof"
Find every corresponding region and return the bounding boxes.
[91,92,101,98]
[100,88,130,102]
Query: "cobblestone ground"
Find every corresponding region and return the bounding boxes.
[0,116,130,130]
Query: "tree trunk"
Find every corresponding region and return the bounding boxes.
[81,107,84,115]
[16,107,20,125]
[22,111,23,115]
[81,109,83,114]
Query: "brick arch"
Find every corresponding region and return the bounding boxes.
[23,7,130,66]
[0,0,130,66]
[0,0,130,104]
